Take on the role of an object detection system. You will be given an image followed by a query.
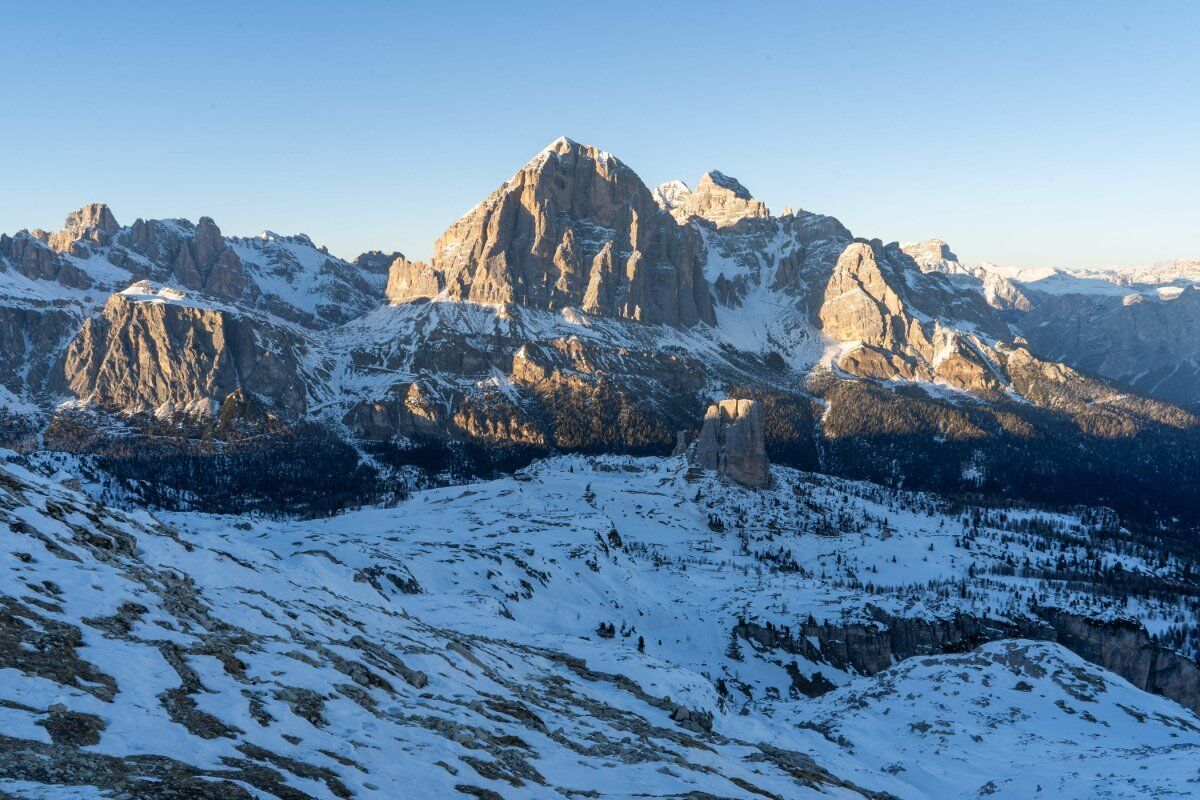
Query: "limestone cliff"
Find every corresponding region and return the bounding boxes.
[0,229,94,289]
[735,606,1200,715]
[31,203,121,257]
[819,240,1005,393]
[654,171,770,228]
[386,137,715,328]
[693,398,770,487]
[55,284,312,417]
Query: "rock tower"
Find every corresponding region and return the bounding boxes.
[692,398,769,488]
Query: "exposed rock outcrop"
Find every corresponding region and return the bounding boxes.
[900,238,964,275]
[693,398,769,487]
[31,203,120,256]
[342,380,546,447]
[54,285,312,417]
[820,240,1004,393]
[387,137,715,328]
[112,216,260,304]
[0,305,81,395]
[654,171,770,228]
[354,250,404,275]
[735,606,1200,714]
[0,230,93,288]
[901,240,1034,312]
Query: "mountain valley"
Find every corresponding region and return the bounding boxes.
[3,137,1200,798]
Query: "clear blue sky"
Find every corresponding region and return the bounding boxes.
[3,1,1197,269]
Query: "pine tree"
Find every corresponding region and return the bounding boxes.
[725,630,744,662]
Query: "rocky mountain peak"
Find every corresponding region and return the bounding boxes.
[901,238,964,274]
[820,240,1004,392]
[386,138,716,327]
[658,170,769,228]
[699,170,753,198]
[543,134,581,153]
[354,250,405,275]
[33,202,121,255]
[193,216,224,256]
[66,202,120,236]
[651,179,692,210]
[520,136,630,188]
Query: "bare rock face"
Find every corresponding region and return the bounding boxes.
[387,137,715,328]
[901,240,1033,313]
[0,231,93,289]
[0,305,82,395]
[31,203,121,256]
[819,240,1003,393]
[385,255,442,302]
[55,285,311,417]
[1036,608,1200,715]
[114,216,259,304]
[900,238,963,275]
[353,250,404,275]
[654,171,769,228]
[692,398,769,488]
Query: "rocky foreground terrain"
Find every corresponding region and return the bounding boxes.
[3,136,1200,797]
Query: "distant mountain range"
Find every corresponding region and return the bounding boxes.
[3,136,1200,521]
[4,138,1200,799]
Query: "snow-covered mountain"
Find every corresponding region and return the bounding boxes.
[0,203,385,421]
[3,449,1199,799]
[4,138,1200,528]
[3,137,1200,797]
[911,250,1200,407]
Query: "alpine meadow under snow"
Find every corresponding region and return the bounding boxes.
[3,135,1200,798]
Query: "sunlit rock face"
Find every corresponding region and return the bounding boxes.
[819,240,1004,393]
[654,170,770,229]
[386,136,716,328]
[56,285,312,418]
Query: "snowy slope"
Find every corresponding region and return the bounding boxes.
[3,449,1198,798]
[0,453,872,800]
[166,454,1197,688]
[979,258,1200,296]
[797,639,1200,799]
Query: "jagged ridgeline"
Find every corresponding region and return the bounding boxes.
[3,137,1200,520]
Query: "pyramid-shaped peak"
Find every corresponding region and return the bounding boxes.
[652,179,692,211]
[392,136,714,327]
[699,170,755,200]
[659,171,768,227]
[545,135,580,151]
[531,136,623,171]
